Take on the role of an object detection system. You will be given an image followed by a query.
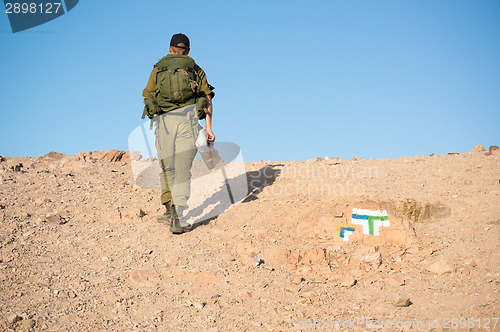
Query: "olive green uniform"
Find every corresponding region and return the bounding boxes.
[142,55,214,207]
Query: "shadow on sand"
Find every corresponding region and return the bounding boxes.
[185,164,283,228]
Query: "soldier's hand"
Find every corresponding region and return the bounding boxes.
[206,128,215,145]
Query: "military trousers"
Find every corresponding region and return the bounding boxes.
[154,105,201,207]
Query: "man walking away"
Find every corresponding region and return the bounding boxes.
[142,33,215,234]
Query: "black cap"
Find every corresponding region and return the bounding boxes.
[170,33,190,49]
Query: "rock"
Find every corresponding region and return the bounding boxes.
[192,301,205,309]
[67,290,77,298]
[362,252,382,268]
[489,145,499,153]
[129,269,161,285]
[394,199,451,222]
[7,313,23,324]
[90,149,126,162]
[291,276,304,285]
[43,151,65,161]
[471,144,486,153]
[59,155,87,173]
[45,214,67,225]
[21,318,35,329]
[360,272,379,285]
[340,278,356,287]
[393,294,411,307]
[7,160,23,172]
[386,275,405,287]
[235,241,257,266]
[0,156,5,162]
[425,258,453,274]
[121,151,142,163]
[299,204,417,245]
[419,248,434,256]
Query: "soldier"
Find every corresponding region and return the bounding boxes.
[142,33,215,234]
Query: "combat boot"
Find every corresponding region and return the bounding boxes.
[157,203,174,226]
[169,205,193,234]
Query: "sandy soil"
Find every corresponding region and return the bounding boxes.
[0,146,498,331]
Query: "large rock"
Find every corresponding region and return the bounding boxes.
[393,199,451,222]
[59,153,88,174]
[471,144,486,153]
[297,202,416,246]
[89,149,126,162]
[44,213,67,224]
[39,150,140,173]
[425,258,453,274]
[43,151,66,161]
[6,160,23,172]
[121,151,142,163]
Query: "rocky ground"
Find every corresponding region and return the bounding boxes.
[0,145,498,331]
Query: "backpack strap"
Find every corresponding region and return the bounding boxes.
[156,66,169,73]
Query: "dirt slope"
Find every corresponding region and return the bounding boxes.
[0,148,498,331]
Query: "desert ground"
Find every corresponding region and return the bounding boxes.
[0,145,498,331]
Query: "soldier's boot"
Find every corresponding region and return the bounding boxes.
[170,206,193,234]
[157,202,174,226]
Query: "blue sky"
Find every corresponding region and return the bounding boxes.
[0,0,499,161]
